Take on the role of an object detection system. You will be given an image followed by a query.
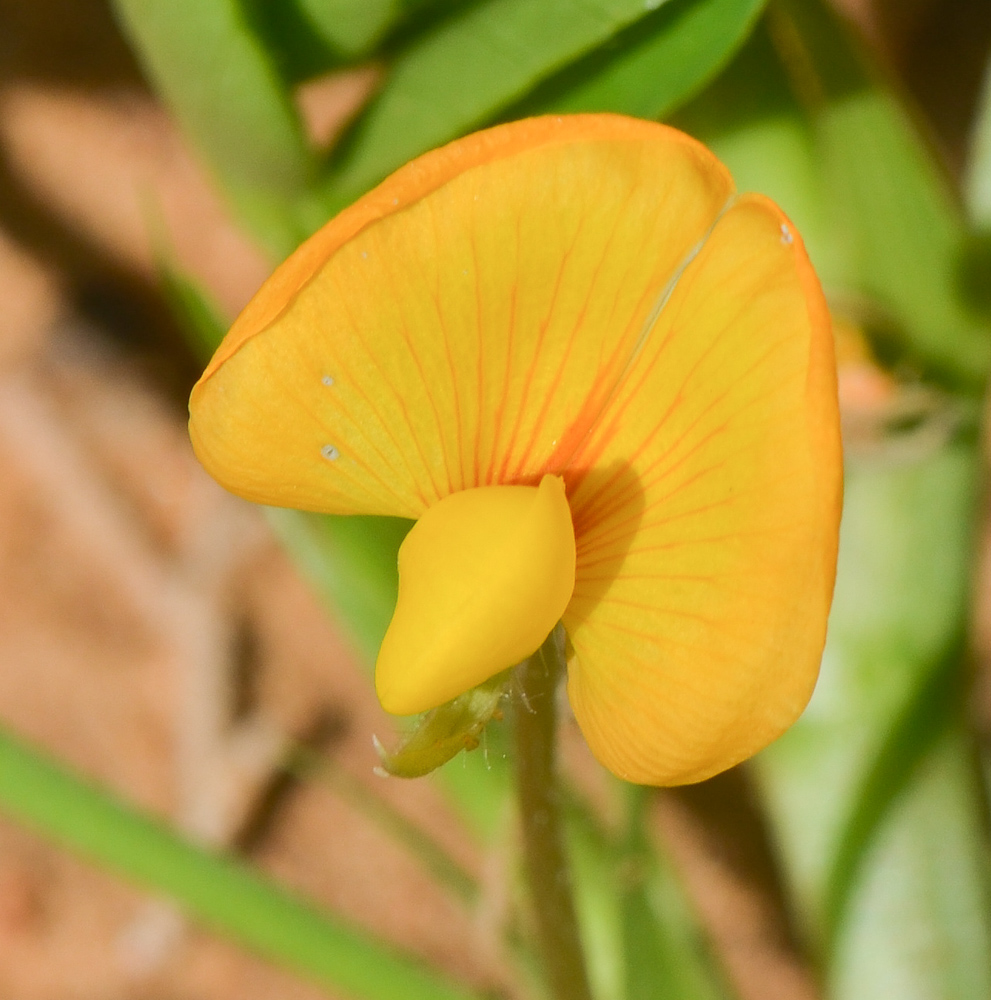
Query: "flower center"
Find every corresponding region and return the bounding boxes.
[375,474,577,715]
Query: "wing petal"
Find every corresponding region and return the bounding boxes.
[562,195,842,786]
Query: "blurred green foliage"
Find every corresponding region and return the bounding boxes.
[0,0,988,997]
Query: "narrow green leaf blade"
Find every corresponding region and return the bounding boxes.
[266,508,410,666]
[961,55,991,322]
[297,0,405,56]
[157,261,230,365]
[679,2,991,388]
[323,0,676,205]
[829,728,991,1000]
[0,726,480,1000]
[820,88,990,387]
[112,0,312,253]
[670,20,845,291]
[528,0,766,121]
[566,786,730,1000]
[758,441,991,999]
[619,789,731,1000]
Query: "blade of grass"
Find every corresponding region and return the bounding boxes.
[828,726,991,1000]
[157,261,230,365]
[0,725,481,1000]
[678,1,991,390]
[670,19,846,296]
[521,0,765,121]
[112,0,313,256]
[619,787,731,1000]
[819,629,968,948]
[266,508,411,667]
[960,56,991,322]
[757,439,991,1000]
[296,0,405,57]
[288,743,480,904]
[564,785,732,1000]
[321,0,679,208]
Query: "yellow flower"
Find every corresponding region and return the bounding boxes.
[189,114,842,786]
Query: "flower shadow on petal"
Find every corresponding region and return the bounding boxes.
[565,459,645,631]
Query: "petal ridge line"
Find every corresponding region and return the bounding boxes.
[550,193,738,480]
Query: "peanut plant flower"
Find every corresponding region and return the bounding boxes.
[189,114,842,786]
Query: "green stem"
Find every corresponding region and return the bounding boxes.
[513,625,594,1000]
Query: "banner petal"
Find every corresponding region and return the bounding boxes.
[189,116,734,519]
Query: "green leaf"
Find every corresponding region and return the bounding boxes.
[829,727,991,1000]
[112,0,312,255]
[566,786,731,1000]
[238,0,341,84]
[757,439,991,996]
[960,56,991,320]
[776,0,991,389]
[817,88,989,388]
[157,261,230,364]
[523,0,766,121]
[618,788,731,1000]
[568,811,625,1000]
[0,726,480,1000]
[290,746,482,903]
[760,442,978,921]
[321,0,678,207]
[297,0,405,57]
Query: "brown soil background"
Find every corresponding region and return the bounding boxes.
[0,2,989,998]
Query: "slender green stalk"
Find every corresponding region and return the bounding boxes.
[513,626,594,1000]
[0,725,478,1000]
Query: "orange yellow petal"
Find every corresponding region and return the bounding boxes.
[188,115,734,518]
[562,195,841,785]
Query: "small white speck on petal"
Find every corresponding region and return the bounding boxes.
[321,444,340,461]
[780,223,794,245]
[361,250,368,259]
[321,375,334,387]
[392,197,398,205]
